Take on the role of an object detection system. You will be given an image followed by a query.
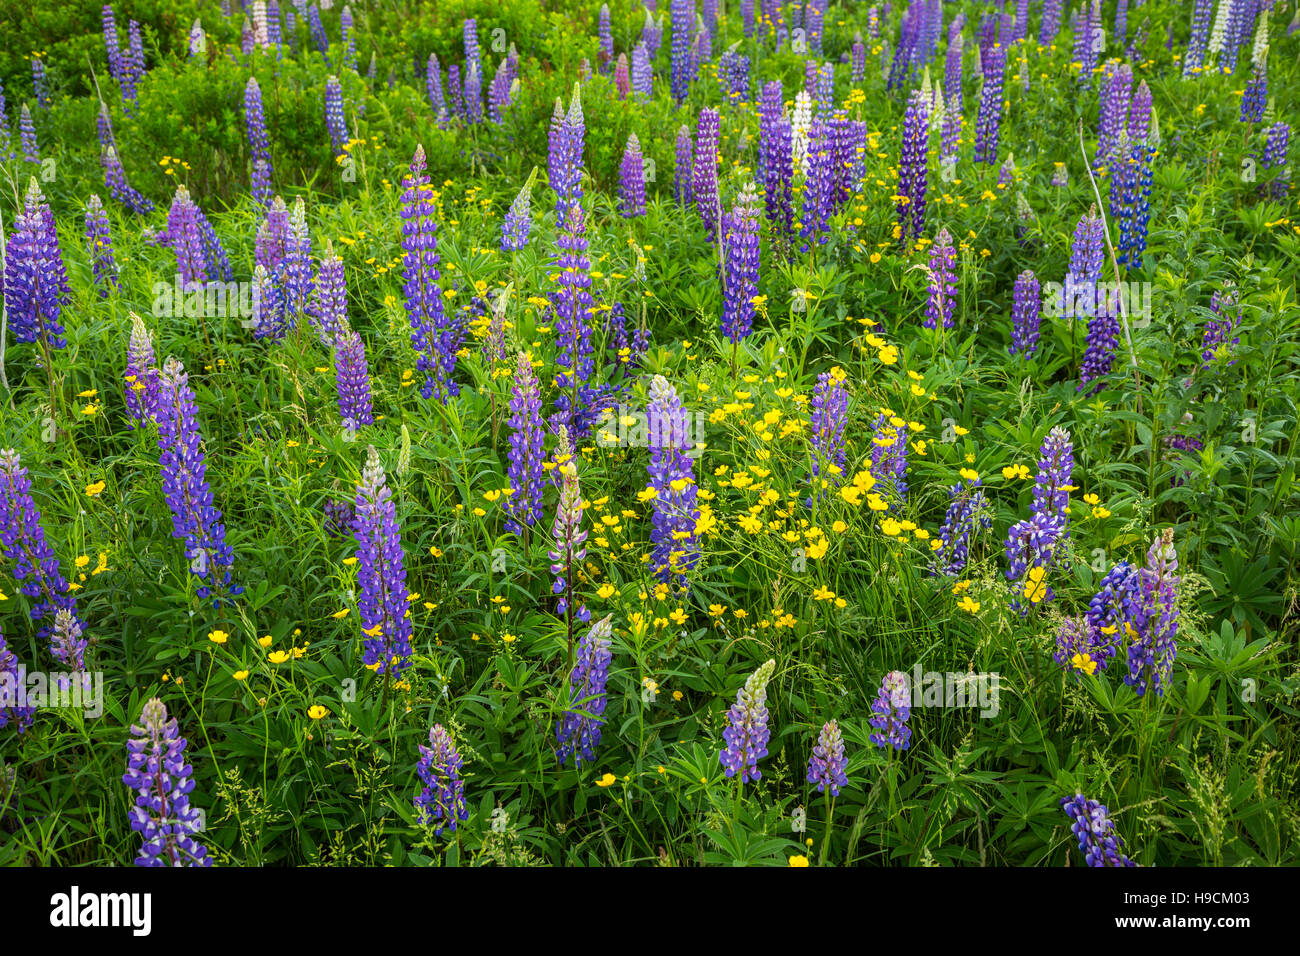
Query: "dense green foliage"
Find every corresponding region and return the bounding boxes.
[0,0,1297,866]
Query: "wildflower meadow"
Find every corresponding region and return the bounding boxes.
[1,0,1298,880]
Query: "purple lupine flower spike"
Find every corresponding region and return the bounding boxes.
[924,227,956,329]
[250,264,286,341]
[415,724,468,834]
[125,311,161,428]
[973,41,1005,164]
[1241,60,1266,124]
[1127,80,1153,148]
[0,624,37,732]
[1072,1,1101,86]
[257,196,314,337]
[548,448,591,624]
[245,77,274,207]
[941,33,964,163]
[1009,269,1041,358]
[619,134,647,218]
[0,78,13,162]
[852,37,866,85]
[307,3,329,57]
[869,671,912,750]
[1113,130,1153,267]
[401,145,462,402]
[1068,206,1117,393]
[597,4,614,73]
[632,42,652,99]
[121,20,146,111]
[103,5,122,80]
[551,200,597,429]
[188,18,205,57]
[426,53,447,124]
[1184,0,1214,77]
[352,445,413,675]
[85,194,118,295]
[1095,64,1132,170]
[166,185,207,286]
[1039,0,1064,45]
[501,168,536,252]
[1066,205,1104,316]
[96,101,116,152]
[869,409,910,502]
[310,249,350,346]
[898,90,931,242]
[1261,122,1291,200]
[692,107,721,238]
[334,331,373,434]
[548,85,585,225]
[670,0,692,103]
[123,698,211,867]
[19,105,38,164]
[324,496,356,541]
[674,124,693,208]
[104,146,154,214]
[760,96,793,237]
[645,375,700,587]
[809,368,849,501]
[505,351,545,535]
[31,58,49,110]
[446,63,464,120]
[463,19,483,123]
[256,196,290,272]
[807,719,849,797]
[930,477,992,576]
[0,448,87,670]
[614,53,629,98]
[556,615,614,766]
[1084,561,1142,671]
[721,182,761,344]
[719,658,776,783]
[155,357,241,607]
[1053,615,1096,672]
[5,179,70,351]
[1004,426,1073,609]
[1124,529,1180,697]
[324,75,349,156]
[341,4,357,71]
[802,118,837,250]
[195,202,233,283]
[1200,286,1241,368]
[1061,794,1137,867]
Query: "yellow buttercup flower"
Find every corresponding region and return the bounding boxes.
[1071,653,1098,676]
[596,773,617,787]
[1023,566,1049,604]
[307,705,328,719]
[208,630,229,645]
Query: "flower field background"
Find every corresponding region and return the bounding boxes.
[0,0,1298,868]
